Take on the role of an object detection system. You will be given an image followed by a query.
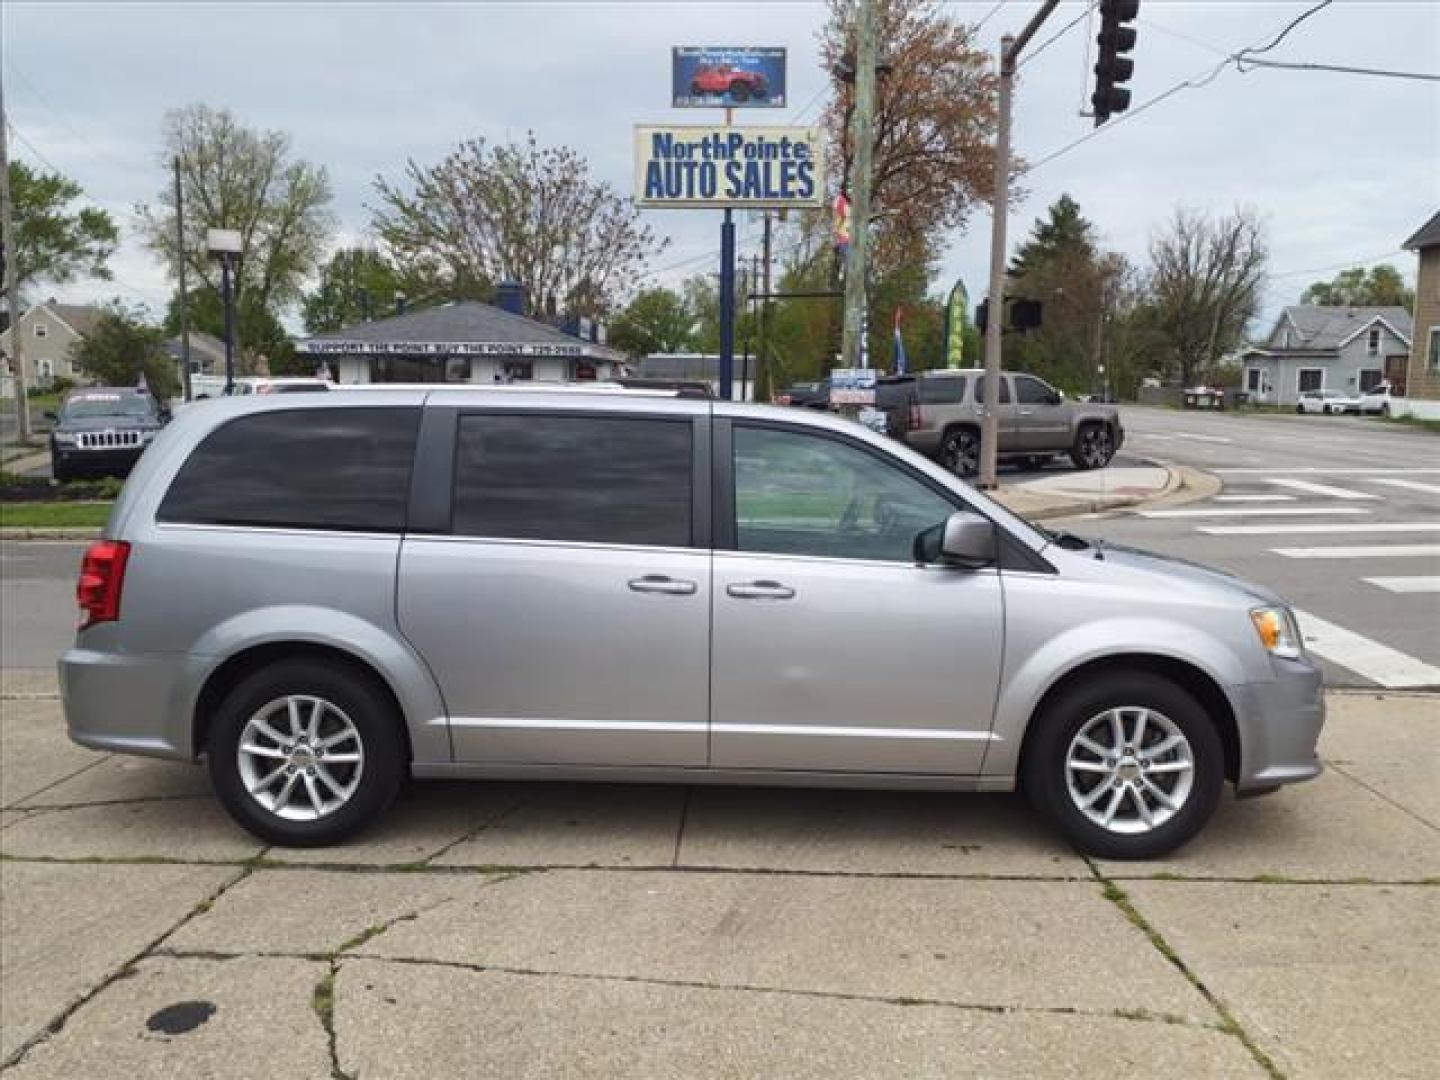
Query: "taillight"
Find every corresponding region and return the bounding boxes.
[908,402,922,430]
[77,540,130,630]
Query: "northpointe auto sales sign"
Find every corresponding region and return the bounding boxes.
[634,126,824,209]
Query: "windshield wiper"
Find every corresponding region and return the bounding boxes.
[1042,527,1105,560]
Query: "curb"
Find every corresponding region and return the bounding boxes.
[990,457,1203,522]
[0,527,101,542]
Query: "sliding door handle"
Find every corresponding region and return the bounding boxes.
[726,580,796,601]
[628,575,697,596]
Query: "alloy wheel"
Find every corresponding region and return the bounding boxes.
[1078,426,1113,468]
[943,431,979,477]
[236,694,365,821]
[1064,706,1194,835]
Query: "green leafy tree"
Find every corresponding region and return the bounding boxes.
[165,287,298,374]
[70,302,179,398]
[608,287,694,358]
[301,247,409,333]
[138,104,334,355]
[1,161,117,302]
[1300,264,1415,310]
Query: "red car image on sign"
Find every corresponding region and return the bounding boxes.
[689,65,768,102]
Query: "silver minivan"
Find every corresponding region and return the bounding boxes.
[61,387,1323,858]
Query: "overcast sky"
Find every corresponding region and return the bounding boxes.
[4,0,1437,337]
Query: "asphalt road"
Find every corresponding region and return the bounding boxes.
[1086,406,1439,689]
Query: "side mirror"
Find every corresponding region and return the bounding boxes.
[915,511,997,568]
[1049,391,1063,405]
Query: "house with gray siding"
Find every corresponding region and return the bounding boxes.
[1238,306,1413,407]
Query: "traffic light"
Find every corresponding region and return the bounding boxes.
[1092,0,1139,127]
[976,298,1043,335]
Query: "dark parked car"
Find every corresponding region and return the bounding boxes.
[48,387,168,482]
[774,380,830,408]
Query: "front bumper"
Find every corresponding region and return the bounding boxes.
[1230,655,1326,793]
[52,443,146,476]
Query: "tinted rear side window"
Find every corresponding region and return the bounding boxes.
[159,407,420,532]
[452,414,692,547]
[919,376,968,404]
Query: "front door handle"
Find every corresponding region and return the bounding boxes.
[726,580,796,600]
[628,575,697,596]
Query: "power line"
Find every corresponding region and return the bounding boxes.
[6,122,65,175]
[1018,2,1095,71]
[1271,250,1408,280]
[1236,57,1439,82]
[1022,0,1338,175]
[974,1,1006,34]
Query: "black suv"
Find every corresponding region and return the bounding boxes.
[48,388,169,481]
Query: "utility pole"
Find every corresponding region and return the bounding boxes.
[840,0,877,370]
[0,76,32,443]
[759,211,772,400]
[173,157,193,402]
[978,0,1059,490]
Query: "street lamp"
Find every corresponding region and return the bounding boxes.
[206,228,242,394]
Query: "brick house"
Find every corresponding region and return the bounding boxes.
[1400,210,1440,418]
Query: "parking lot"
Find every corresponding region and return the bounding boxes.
[3,666,1436,1078]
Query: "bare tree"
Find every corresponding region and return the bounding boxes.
[1145,207,1268,386]
[371,134,666,318]
[820,0,999,274]
[138,104,335,325]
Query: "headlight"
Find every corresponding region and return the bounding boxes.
[1251,606,1302,660]
[52,432,78,446]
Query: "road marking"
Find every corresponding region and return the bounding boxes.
[1367,478,1440,497]
[1199,523,1440,536]
[1213,494,1297,502]
[1264,478,1380,500]
[1215,468,1440,475]
[1139,507,1372,518]
[1173,433,1233,443]
[1293,609,1440,689]
[1272,543,1440,559]
[1363,576,1440,594]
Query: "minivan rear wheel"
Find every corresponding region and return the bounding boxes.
[208,659,405,847]
[1022,671,1224,859]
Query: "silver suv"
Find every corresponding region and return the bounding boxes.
[900,370,1124,476]
[61,387,1322,858]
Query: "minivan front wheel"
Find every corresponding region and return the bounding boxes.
[1022,672,1224,859]
[941,427,980,478]
[208,659,405,846]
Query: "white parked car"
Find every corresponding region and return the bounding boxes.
[189,375,331,400]
[1295,389,1360,415]
[1358,382,1400,416]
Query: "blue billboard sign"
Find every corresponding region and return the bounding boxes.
[672,47,787,108]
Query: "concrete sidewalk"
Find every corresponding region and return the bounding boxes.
[988,460,1219,521]
[2,668,1436,1078]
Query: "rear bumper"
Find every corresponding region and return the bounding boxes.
[59,646,201,760]
[1231,657,1326,793]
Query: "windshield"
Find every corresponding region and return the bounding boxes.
[61,393,155,421]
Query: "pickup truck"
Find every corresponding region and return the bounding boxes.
[886,369,1124,476]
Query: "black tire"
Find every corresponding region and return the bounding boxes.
[1069,423,1116,470]
[1322,404,1332,415]
[1295,404,1305,415]
[207,658,406,847]
[51,457,73,484]
[1381,403,1391,418]
[1022,671,1225,859]
[729,81,751,102]
[940,426,980,478]
[690,80,702,96]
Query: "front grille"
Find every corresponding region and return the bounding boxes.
[76,431,142,449]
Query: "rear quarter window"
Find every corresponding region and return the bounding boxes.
[157,407,421,532]
[919,377,969,404]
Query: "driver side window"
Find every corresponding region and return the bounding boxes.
[733,425,957,562]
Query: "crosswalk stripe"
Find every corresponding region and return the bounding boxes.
[1198,523,1440,536]
[1363,576,1440,594]
[1214,468,1440,475]
[1368,478,1440,497]
[1140,507,1371,518]
[1264,478,1380,500]
[1293,609,1440,689]
[1213,494,1296,502]
[1272,543,1440,559]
